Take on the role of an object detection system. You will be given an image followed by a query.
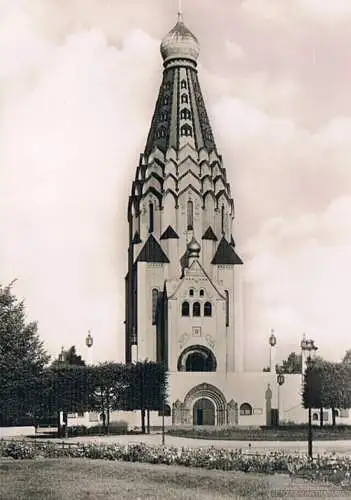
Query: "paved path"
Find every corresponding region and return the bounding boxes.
[68,433,351,456]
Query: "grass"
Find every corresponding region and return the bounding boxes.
[0,458,348,499]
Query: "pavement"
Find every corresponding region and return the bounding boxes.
[61,433,351,456]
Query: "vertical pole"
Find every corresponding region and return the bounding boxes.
[269,346,272,372]
[162,398,165,445]
[277,385,280,427]
[308,405,313,459]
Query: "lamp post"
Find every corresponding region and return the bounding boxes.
[85,330,94,366]
[276,367,285,427]
[57,346,66,438]
[269,329,277,372]
[300,336,318,459]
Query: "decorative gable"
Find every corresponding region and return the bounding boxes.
[136,234,170,263]
[211,237,243,265]
[168,259,225,300]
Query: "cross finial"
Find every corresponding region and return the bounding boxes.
[178,0,183,22]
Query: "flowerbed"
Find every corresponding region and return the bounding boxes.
[0,439,350,489]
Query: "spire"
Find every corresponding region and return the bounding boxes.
[178,0,183,22]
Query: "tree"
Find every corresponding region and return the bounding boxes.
[342,350,351,365]
[122,361,168,434]
[51,346,85,368]
[302,358,351,427]
[280,352,302,374]
[88,363,129,434]
[0,282,50,426]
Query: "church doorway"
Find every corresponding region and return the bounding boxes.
[193,398,215,425]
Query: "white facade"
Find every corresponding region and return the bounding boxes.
[123,14,317,428]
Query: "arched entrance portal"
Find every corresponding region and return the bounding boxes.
[183,383,227,425]
[193,398,215,425]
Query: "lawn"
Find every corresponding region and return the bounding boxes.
[0,458,348,499]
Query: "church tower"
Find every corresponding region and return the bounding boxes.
[125,13,246,425]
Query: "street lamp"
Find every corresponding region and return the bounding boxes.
[85,330,94,366]
[300,336,318,459]
[276,367,285,427]
[269,329,277,372]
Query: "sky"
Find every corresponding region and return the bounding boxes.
[1,0,351,370]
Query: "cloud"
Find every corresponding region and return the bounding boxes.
[0,1,350,371]
[225,40,245,60]
[0,4,160,362]
[241,0,351,24]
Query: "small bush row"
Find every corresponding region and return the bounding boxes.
[0,439,350,489]
[65,421,129,437]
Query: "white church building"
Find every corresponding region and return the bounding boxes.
[120,12,315,428]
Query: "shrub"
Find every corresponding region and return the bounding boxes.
[67,426,87,437]
[0,439,351,489]
[87,420,128,436]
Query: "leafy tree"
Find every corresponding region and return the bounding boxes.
[0,282,50,426]
[302,358,351,427]
[122,361,168,434]
[51,346,85,368]
[280,352,302,374]
[342,350,351,365]
[88,363,129,434]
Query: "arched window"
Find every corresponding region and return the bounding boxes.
[156,127,166,138]
[163,95,169,105]
[225,290,229,326]
[178,345,217,372]
[189,289,194,297]
[204,302,212,317]
[199,289,204,297]
[193,302,201,317]
[182,301,190,316]
[181,93,188,104]
[149,203,154,233]
[312,413,319,421]
[239,403,253,416]
[221,206,225,234]
[152,288,158,325]
[187,200,193,230]
[180,108,191,120]
[181,124,192,137]
[181,79,187,89]
[333,409,340,418]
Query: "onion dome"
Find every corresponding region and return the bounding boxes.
[160,13,200,65]
[188,236,201,258]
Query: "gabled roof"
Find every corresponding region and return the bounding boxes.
[136,234,169,263]
[160,225,179,240]
[167,259,226,300]
[202,226,217,241]
[211,237,243,265]
[132,231,142,244]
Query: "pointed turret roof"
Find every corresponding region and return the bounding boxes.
[136,234,170,263]
[160,225,179,240]
[132,231,142,244]
[144,14,216,156]
[202,226,218,241]
[211,237,243,265]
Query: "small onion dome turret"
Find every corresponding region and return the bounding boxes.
[160,13,200,65]
[188,236,201,258]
